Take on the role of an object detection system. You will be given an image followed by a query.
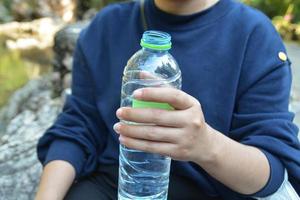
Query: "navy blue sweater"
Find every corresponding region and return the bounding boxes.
[37,0,300,199]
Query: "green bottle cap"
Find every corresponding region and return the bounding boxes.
[132,99,174,110]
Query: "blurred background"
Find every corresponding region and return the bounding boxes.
[0,0,299,199]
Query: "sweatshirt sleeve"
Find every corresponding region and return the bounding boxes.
[37,35,108,179]
[230,16,300,197]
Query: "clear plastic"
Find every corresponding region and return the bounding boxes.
[118,31,182,200]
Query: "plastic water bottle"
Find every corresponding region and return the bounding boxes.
[118,31,182,200]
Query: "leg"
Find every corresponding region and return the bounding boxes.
[168,173,222,200]
[64,171,117,200]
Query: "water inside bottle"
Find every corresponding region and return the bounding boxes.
[118,77,180,200]
[118,30,181,200]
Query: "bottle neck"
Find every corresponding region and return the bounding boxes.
[142,47,169,54]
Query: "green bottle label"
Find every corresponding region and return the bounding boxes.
[132,99,174,110]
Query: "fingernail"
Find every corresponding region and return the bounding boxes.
[116,108,123,118]
[119,135,125,143]
[113,123,121,134]
[133,89,142,98]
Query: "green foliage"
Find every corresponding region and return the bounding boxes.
[0,42,29,107]
[243,0,300,41]
[0,0,12,10]
[273,16,300,41]
[0,36,51,107]
[243,0,300,22]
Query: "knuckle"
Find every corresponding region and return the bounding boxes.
[191,116,202,128]
[143,142,153,153]
[141,88,148,98]
[173,90,183,102]
[123,108,132,119]
[145,126,155,140]
[150,109,163,123]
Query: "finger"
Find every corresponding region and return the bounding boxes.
[139,71,161,80]
[133,87,196,110]
[119,135,176,156]
[116,107,187,127]
[114,122,180,143]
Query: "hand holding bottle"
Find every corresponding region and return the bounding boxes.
[114,87,218,164]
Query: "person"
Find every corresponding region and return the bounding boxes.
[35,0,300,199]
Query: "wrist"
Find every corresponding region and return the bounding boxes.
[194,123,223,167]
[35,188,60,200]
[35,160,75,200]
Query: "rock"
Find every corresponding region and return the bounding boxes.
[63,73,72,90]
[76,0,123,20]
[11,0,77,22]
[0,18,64,50]
[6,38,40,50]
[76,0,100,20]
[0,77,63,199]
[63,53,74,71]
[82,8,98,21]
[0,21,90,199]
[38,0,77,22]
[11,0,37,22]
[0,76,55,135]
[52,21,89,95]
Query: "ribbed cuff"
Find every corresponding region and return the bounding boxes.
[249,149,285,197]
[43,139,86,179]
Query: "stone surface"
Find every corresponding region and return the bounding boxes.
[2,0,99,23]
[37,0,77,22]
[11,0,77,23]
[0,18,64,50]
[76,0,99,20]
[52,22,89,95]
[10,0,37,22]
[0,21,87,199]
[0,76,52,131]
[0,77,63,199]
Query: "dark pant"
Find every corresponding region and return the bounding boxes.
[65,165,221,200]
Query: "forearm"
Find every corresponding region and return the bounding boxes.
[35,160,76,200]
[196,125,270,195]
[115,88,272,195]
